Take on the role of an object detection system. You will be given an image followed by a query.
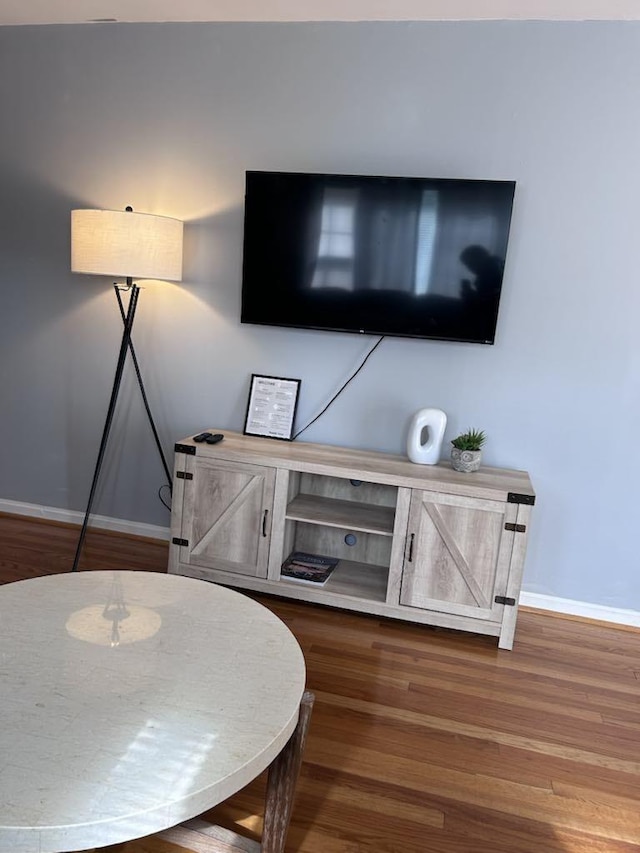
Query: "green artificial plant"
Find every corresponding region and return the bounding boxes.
[451,428,486,452]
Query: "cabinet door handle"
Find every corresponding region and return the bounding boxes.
[408,533,415,563]
[262,509,269,537]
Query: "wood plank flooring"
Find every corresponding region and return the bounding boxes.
[2,512,640,852]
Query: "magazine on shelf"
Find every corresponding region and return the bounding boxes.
[280,551,339,586]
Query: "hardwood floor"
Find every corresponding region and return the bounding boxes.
[2,512,640,852]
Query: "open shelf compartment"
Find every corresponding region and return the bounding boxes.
[286,494,395,535]
[279,557,388,603]
[280,516,392,604]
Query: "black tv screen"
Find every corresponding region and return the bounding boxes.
[241,171,515,344]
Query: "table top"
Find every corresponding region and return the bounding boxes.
[0,571,306,853]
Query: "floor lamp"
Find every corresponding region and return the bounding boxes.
[70,206,184,572]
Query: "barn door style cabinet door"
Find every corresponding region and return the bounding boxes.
[169,431,535,649]
[171,453,275,578]
[401,492,520,620]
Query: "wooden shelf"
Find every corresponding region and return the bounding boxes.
[280,559,388,603]
[286,494,395,536]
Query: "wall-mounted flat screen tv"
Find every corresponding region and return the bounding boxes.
[241,170,516,344]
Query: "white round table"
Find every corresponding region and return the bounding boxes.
[0,571,306,852]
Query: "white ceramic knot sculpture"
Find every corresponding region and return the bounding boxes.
[407,408,447,465]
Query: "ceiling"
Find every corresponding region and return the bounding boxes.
[0,0,639,26]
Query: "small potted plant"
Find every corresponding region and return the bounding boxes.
[450,428,486,473]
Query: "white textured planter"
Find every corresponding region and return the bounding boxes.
[451,448,482,473]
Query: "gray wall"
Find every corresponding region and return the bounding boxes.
[1,22,639,609]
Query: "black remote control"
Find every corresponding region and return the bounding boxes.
[192,432,210,442]
[205,433,224,444]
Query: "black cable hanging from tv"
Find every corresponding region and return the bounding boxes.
[293,336,385,440]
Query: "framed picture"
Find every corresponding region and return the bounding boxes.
[243,374,301,441]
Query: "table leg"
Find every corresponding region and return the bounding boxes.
[261,690,314,853]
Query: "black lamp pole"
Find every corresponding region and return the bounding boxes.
[71,282,141,572]
[114,286,172,486]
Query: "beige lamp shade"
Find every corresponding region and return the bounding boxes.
[71,208,183,282]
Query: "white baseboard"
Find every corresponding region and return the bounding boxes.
[2,498,639,629]
[519,591,640,628]
[0,498,170,542]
